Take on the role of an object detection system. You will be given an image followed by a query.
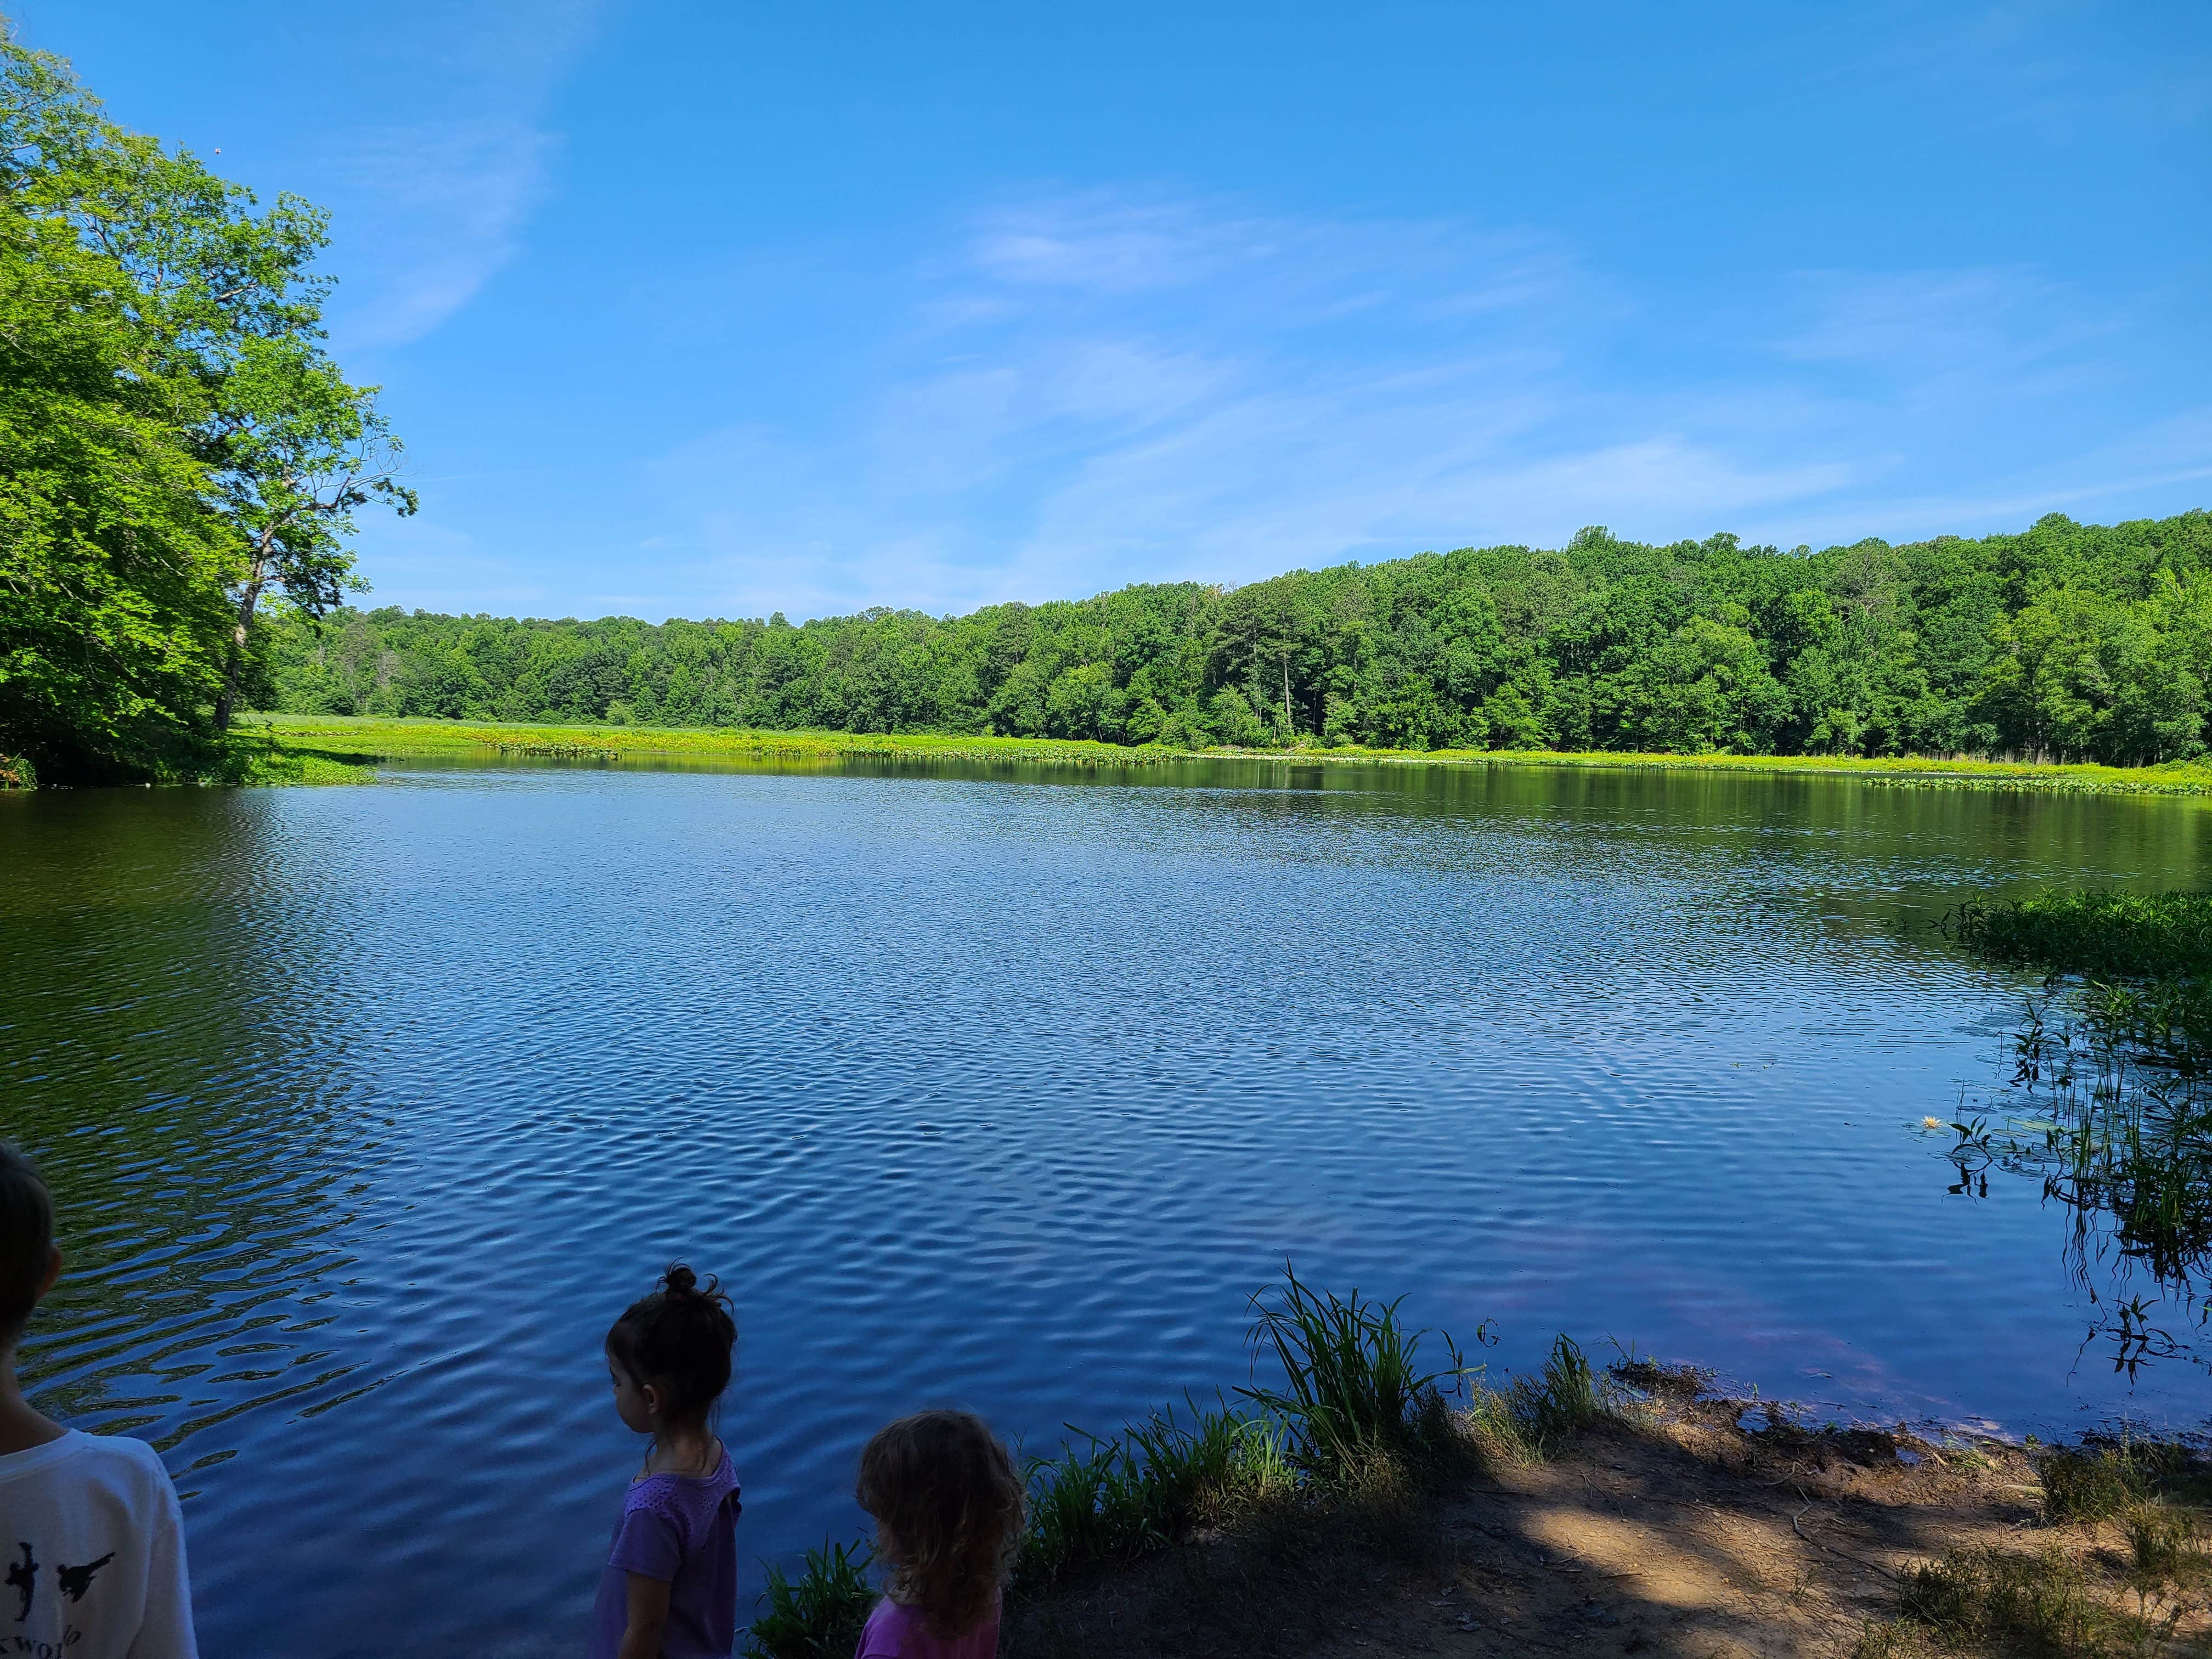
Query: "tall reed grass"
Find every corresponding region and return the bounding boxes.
[1237,1268,1471,1476]
[743,1541,876,1659]
[1018,1398,1295,1585]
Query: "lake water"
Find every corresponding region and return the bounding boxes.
[8,758,2212,1656]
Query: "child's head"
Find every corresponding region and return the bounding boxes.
[0,1143,58,1356]
[604,1263,736,1432]
[856,1410,1026,1639]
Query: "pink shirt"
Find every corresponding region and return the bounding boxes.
[854,1595,999,1659]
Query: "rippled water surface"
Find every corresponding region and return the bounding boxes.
[9,758,2212,1655]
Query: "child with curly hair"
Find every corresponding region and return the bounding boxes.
[587,1265,742,1659]
[853,1410,1026,1659]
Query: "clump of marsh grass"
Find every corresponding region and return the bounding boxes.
[2123,1501,2211,1601]
[1511,1334,1609,1449]
[2041,1444,2152,1523]
[1896,1545,2125,1656]
[744,1539,876,1659]
[1237,1268,1475,1481]
[1018,1400,1296,1585]
[1454,1334,1621,1464]
[1017,1267,1506,1590]
[765,1272,1537,1638]
[1946,890,2212,984]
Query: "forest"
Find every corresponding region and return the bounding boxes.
[261,510,2212,766]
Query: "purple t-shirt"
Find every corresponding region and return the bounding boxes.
[586,1447,742,1659]
[854,1595,999,1659]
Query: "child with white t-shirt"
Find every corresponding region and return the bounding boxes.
[0,1143,198,1657]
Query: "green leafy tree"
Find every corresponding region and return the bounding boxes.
[0,36,241,781]
[208,336,414,727]
[0,201,238,780]
[0,24,409,775]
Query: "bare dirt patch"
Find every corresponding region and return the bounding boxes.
[1009,1395,2211,1658]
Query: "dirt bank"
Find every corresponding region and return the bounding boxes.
[1008,1380,2209,1658]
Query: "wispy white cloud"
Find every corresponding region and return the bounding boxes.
[326,118,560,351]
[620,186,2202,622]
[318,0,600,351]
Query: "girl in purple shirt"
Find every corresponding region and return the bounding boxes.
[586,1265,741,1659]
[853,1411,1026,1659]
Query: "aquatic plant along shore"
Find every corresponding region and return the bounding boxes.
[237,713,2212,793]
[1941,888,2212,1370]
[746,1274,2212,1659]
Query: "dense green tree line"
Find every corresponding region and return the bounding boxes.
[267,510,2212,766]
[0,26,407,784]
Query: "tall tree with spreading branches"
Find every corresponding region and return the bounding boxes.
[0,21,411,776]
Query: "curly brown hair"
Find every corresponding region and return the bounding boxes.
[856,1410,1026,1639]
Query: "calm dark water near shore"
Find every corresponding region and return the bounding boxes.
[8,758,2212,1656]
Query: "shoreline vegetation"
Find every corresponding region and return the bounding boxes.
[254,512,2212,789]
[1939,890,2212,1376]
[148,712,2212,795]
[747,1273,2212,1659]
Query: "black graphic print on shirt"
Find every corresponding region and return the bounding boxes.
[5,1543,31,1622]
[57,1551,114,1603]
[6,1543,123,1624]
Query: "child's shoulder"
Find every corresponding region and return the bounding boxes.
[0,1429,176,1503]
[2,1428,160,1472]
[619,1447,740,1530]
[81,1429,168,1466]
[855,1596,912,1654]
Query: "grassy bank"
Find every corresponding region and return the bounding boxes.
[248,713,2212,794]
[744,1272,2212,1658]
[0,730,380,790]
[245,713,1200,769]
[224,733,381,786]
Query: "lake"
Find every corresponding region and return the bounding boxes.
[7,757,2212,1656]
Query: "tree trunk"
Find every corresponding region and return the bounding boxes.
[1282,654,1294,740]
[213,554,268,733]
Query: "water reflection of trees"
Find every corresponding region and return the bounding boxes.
[1952,991,2212,1378]
[0,788,378,1477]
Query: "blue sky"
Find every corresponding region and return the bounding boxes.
[23,2,2212,622]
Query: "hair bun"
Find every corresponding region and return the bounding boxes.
[661,1263,698,1297]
